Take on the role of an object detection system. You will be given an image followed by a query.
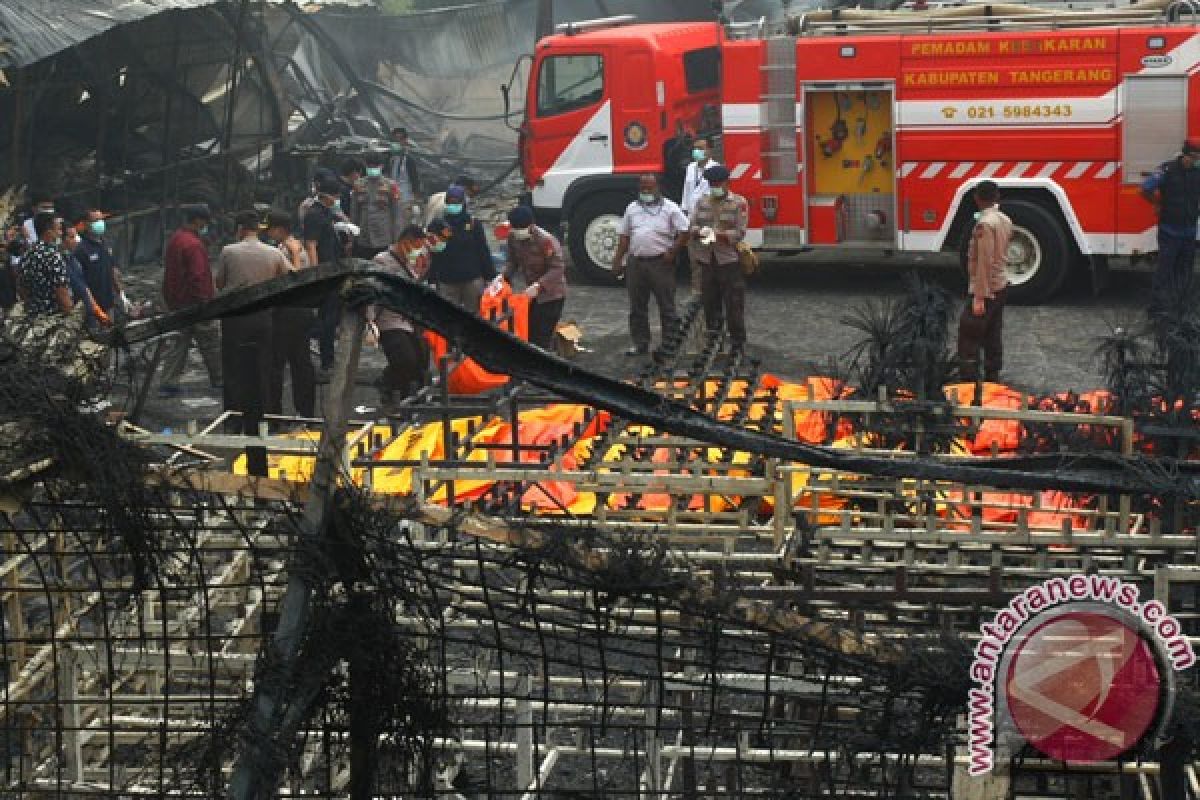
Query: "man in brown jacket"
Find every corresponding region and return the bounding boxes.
[215,210,289,428]
[958,180,1012,383]
[689,165,750,354]
[503,205,567,349]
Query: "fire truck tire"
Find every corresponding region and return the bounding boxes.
[958,199,1069,305]
[568,193,631,284]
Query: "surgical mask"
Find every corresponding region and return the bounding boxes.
[710,187,727,199]
[406,248,423,264]
[88,220,106,237]
[510,227,532,241]
[333,199,342,211]
[973,211,982,221]
[445,203,464,216]
[198,225,210,236]
[431,240,447,253]
[639,192,658,205]
[366,167,383,178]
[693,148,706,162]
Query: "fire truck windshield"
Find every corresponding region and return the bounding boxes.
[536,54,604,117]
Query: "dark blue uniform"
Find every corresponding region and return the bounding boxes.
[74,235,117,312]
[1142,156,1200,305]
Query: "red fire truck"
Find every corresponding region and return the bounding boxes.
[515,6,1200,303]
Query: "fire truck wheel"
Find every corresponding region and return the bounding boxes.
[568,193,629,284]
[959,199,1069,305]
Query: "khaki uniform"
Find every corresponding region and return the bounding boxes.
[689,191,750,348]
[350,176,405,251]
[958,205,1013,382]
[215,237,288,428]
[505,226,568,349]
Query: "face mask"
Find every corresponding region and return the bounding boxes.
[405,248,423,264]
[710,187,727,199]
[639,192,658,205]
[88,220,106,237]
[333,199,342,211]
[693,148,706,162]
[510,228,532,241]
[973,211,982,221]
[366,167,383,178]
[431,241,447,253]
[445,203,464,216]
[198,225,210,236]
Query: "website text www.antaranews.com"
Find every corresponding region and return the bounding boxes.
[966,574,1195,776]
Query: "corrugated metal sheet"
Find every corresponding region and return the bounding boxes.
[0,0,371,69]
[0,1,224,68]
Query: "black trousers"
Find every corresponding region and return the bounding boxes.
[0,263,16,309]
[1151,228,1197,311]
[315,291,341,370]
[957,288,1006,382]
[700,260,747,346]
[379,329,427,401]
[269,307,317,418]
[529,298,565,350]
[626,255,678,350]
[221,311,274,432]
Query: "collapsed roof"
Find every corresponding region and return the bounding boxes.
[0,0,377,69]
[0,1,223,69]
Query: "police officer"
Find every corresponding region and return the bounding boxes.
[350,152,405,259]
[958,180,1012,383]
[503,205,567,350]
[689,165,749,354]
[1141,140,1200,308]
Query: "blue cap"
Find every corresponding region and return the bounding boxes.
[704,164,731,183]
[507,206,534,227]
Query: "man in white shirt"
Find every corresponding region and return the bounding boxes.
[611,174,690,358]
[681,139,721,292]
[681,139,719,217]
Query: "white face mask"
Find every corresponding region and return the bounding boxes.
[510,228,532,241]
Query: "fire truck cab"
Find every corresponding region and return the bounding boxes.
[522,17,723,281]
[520,6,1200,304]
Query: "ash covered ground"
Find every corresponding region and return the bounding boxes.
[117,245,1152,432]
